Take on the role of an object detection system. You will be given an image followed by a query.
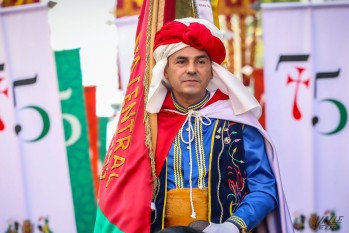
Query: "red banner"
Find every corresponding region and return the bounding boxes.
[98,0,156,232]
[253,68,265,128]
[96,0,178,232]
[84,85,100,197]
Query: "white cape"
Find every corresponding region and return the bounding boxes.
[199,100,295,233]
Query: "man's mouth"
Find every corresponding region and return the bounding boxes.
[183,79,198,83]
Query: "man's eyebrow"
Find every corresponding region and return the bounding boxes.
[175,54,209,60]
[196,54,209,59]
[175,56,188,60]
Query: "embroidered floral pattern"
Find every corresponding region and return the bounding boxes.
[218,121,248,214]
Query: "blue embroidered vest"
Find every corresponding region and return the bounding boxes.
[151,120,250,232]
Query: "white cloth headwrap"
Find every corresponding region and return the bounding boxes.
[146,17,262,118]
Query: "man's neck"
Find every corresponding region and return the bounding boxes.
[171,91,210,113]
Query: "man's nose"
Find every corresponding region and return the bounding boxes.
[187,61,197,74]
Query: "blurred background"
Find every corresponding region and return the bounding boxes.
[1,0,348,232]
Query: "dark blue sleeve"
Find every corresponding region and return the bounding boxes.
[231,125,278,231]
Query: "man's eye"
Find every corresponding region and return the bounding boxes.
[197,59,206,64]
[176,60,185,64]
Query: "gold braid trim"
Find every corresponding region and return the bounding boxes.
[144,0,158,190]
[227,216,248,233]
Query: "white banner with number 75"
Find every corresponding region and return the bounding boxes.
[0,3,77,233]
[262,2,349,232]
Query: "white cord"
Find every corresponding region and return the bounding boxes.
[164,109,212,219]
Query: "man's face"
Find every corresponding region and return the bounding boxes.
[164,46,213,107]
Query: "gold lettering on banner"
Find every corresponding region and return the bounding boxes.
[124,81,139,102]
[105,155,126,187]
[134,34,140,54]
[100,35,143,188]
[100,169,107,180]
[111,155,126,170]
[128,75,140,87]
[114,135,131,151]
[118,119,135,134]
[131,56,140,73]
[107,173,119,187]
[121,102,137,123]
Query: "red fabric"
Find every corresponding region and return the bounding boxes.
[84,86,99,197]
[205,89,229,106]
[253,68,266,128]
[98,1,153,232]
[163,0,176,23]
[0,77,8,131]
[155,90,229,175]
[154,21,226,64]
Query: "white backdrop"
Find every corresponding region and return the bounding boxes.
[263,2,349,232]
[0,4,77,232]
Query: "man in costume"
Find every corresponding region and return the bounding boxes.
[147,18,294,233]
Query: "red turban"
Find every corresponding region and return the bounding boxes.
[154,20,226,64]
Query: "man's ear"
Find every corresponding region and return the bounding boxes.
[164,64,169,79]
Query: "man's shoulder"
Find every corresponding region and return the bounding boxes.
[205,89,229,107]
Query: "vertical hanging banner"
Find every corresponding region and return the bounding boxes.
[0,15,28,230]
[98,116,109,163]
[262,2,349,232]
[84,85,100,196]
[95,0,156,231]
[194,0,214,23]
[253,68,266,128]
[0,3,77,233]
[55,49,96,233]
[115,0,142,93]
[115,15,138,94]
